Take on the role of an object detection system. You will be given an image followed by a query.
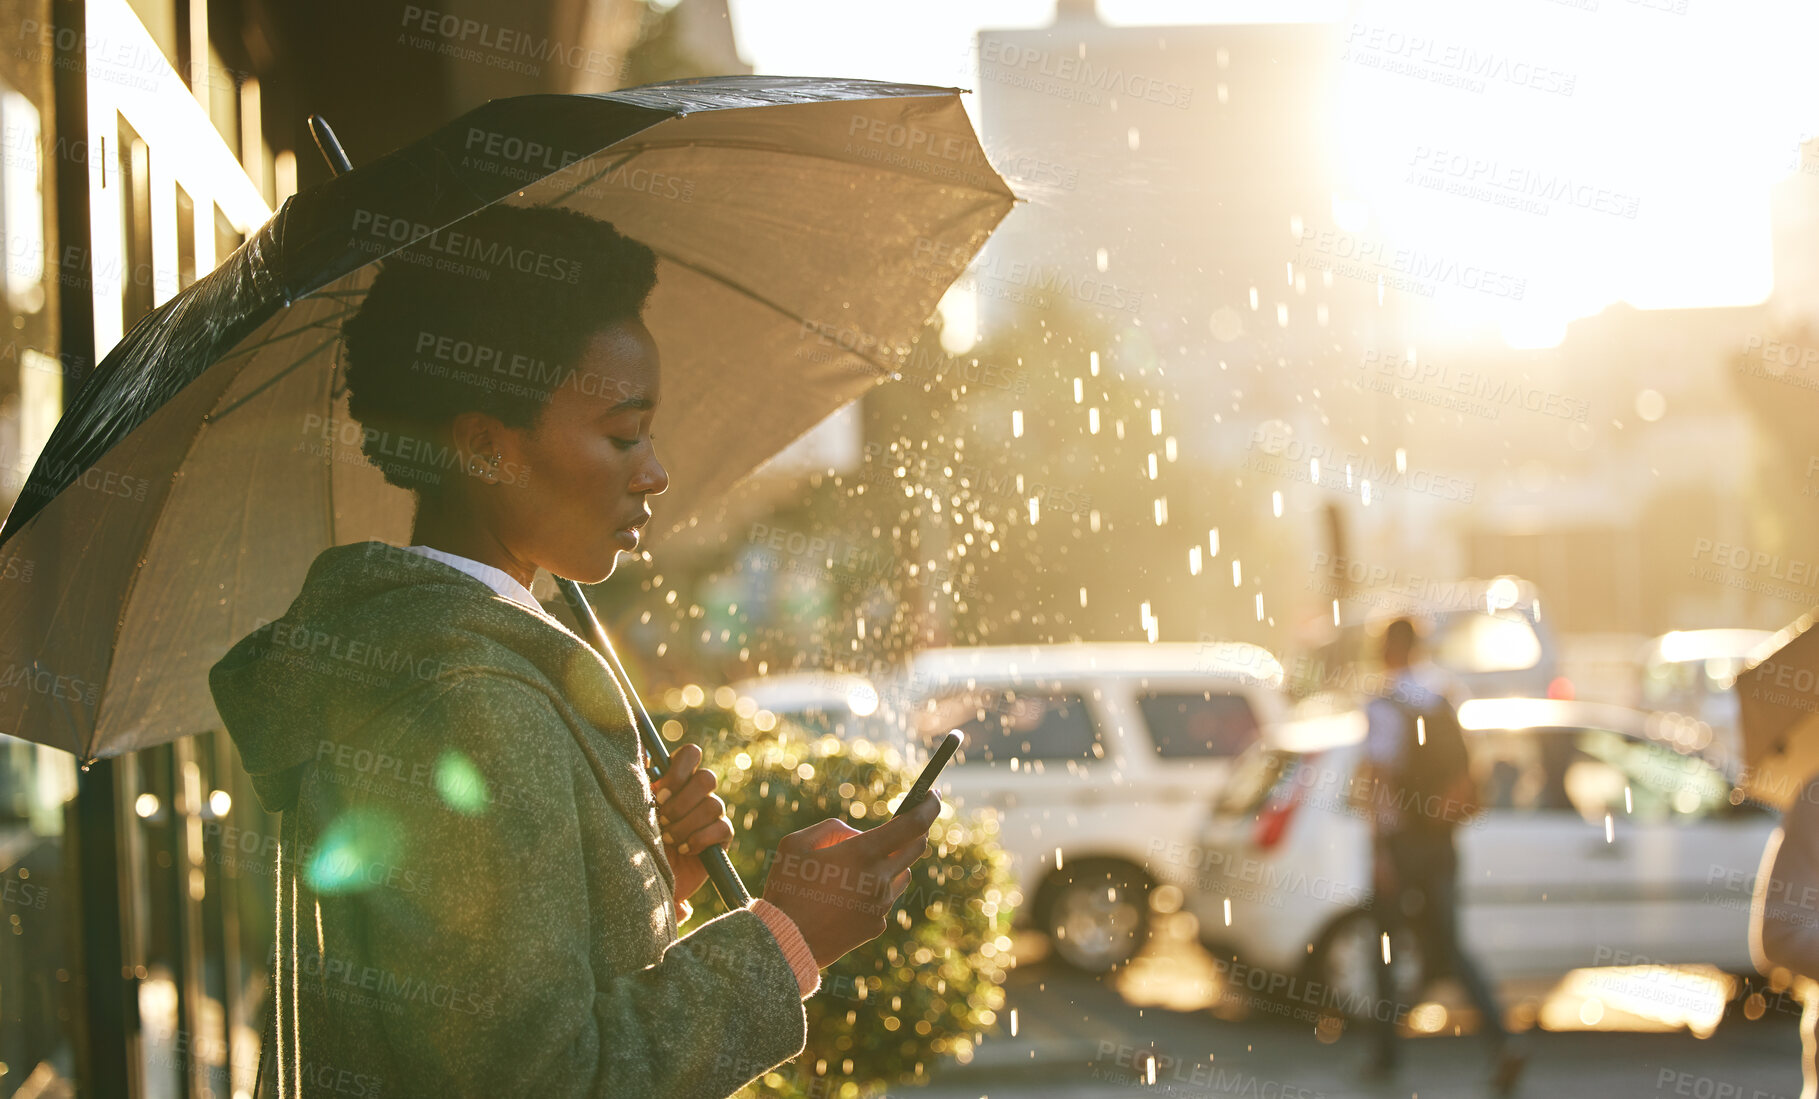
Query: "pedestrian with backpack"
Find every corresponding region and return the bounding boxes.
[1353,617,1527,1094]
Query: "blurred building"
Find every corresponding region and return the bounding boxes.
[962,0,1819,673]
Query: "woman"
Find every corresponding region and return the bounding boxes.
[209,204,942,1097]
[1753,772,1819,1099]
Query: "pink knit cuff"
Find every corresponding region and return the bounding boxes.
[749,898,822,999]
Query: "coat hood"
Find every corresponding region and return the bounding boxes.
[209,541,577,814]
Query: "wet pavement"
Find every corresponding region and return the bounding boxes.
[897,915,1805,1099]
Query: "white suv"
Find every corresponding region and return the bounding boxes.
[738,642,1289,973]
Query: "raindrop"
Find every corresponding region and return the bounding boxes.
[1096,247,1109,272]
[1209,528,1220,557]
[1310,458,1321,485]
[1011,410,1023,438]
[1232,560,1242,587]
[1189,546,1202,575]
[1127,127,1140,150]
[1416,717,1426,746]
[1079,587,1088,607]
[1154,497,1167,525]
[1088,408,1101,434]
[1089,350,1100,376]
[1635,389,1666,422]
[1605,813,1614,843]
[1381,933,1392,964]
[1055,847,1064,870]
[1272,491,1283,518]
[1028,497,1040,524]
[1148,454,1158,479]
[1150,408,1162,435]
[1165,436,1178,461]
[1332,600,1341,626]
[1361,480,1372,506]
[1073,377,1083,403]
[1223,898,1233,926]
[1395,448,1407,474]
[1625,786,1633,813]
[1254,594,1264,621]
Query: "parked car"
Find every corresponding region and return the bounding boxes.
[1639,628,1776,774]
[728,669,884,741]
[736,641,1291,973]
[1183,697,1777,1023]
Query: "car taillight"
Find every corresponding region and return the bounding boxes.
[1253,799,1298,850]
[1547,676,1575,700]
[1251,753,1318,851]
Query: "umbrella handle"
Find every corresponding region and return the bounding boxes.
[556,576,754,911]
[309,115,354,177]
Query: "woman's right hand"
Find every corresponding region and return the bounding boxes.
[761,792,943,968]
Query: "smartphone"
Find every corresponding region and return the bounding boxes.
[893,729,964,817]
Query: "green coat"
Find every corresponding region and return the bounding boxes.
[209,540,807,1097]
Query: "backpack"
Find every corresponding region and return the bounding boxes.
[1383,695,1481,834]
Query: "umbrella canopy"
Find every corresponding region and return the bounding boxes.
[0,75,1015,761]
[1737,610,1819,808]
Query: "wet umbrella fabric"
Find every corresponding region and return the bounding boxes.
[0,75,1015,760]
[1738,612,1819,808]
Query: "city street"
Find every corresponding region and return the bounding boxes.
[906,916,1806,1099]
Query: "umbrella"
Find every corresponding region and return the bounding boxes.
[1738,610,1819,808]
[0,74,1014,764]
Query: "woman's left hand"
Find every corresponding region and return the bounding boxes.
[650,742,733,914]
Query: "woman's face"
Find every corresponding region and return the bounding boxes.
[487,318,667,584]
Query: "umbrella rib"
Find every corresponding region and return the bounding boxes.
[566,136,1018,203]
[209,314,351,422]
[86,315,347,751]
[531,136,1018,210]
[639,244,905,379]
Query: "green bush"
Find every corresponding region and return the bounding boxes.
[653,701,1015,1099]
